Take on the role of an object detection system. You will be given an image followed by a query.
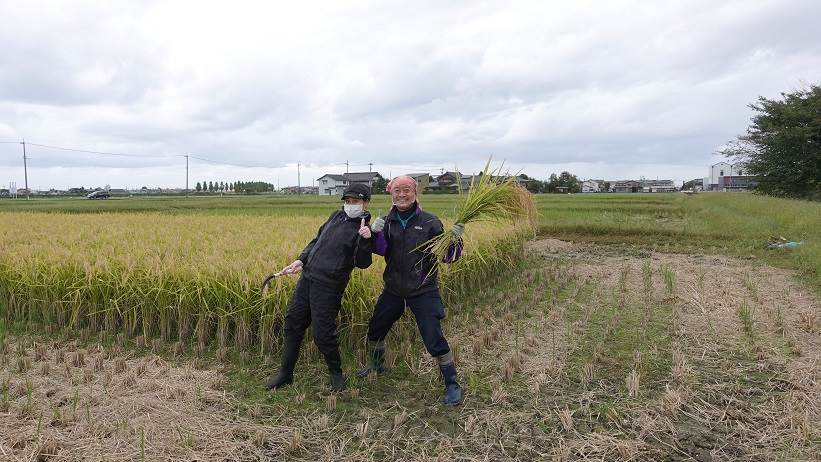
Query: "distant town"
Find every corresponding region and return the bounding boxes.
[2,160,757,198]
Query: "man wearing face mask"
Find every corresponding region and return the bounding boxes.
[265,183,373,392]
[358,175,465,406]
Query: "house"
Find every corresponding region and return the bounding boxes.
[316,174,348,195]
[344,172,382,188]
[407,173,431,191]
[435,172,461,190]
[427,171,468,192]
[582,180,601,193]
[685,178,705,192]
[642,180,677,193]
[316,172,383,196]
[612,180,643,193]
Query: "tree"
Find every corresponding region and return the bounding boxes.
[722,84,821,199]
[545,171,581,193]
[522,176,540,193]
[602,181,611,192]
[208,181,214,192]
[372,175,387,194]
[195,182,202,192]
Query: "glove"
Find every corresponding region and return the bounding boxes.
[280,260,303,275]
[451,223,465,238]
[370,216,386,233]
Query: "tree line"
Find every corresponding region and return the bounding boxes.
[195,181,275,193]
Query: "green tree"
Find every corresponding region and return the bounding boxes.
[208,181,214,192]
[195,182,202,192]
[722,84,821,199]
[545,171,581,193]
[372,175,387,194]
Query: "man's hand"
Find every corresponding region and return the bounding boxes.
[370,216,386,233]
[359,218,372,239]
[280,259,303,275]
[451,223,465,238]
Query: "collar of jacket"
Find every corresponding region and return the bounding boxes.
[339,209,371,222]
[387,202,421,221]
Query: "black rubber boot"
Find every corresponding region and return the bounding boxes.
[356,341,386,378]
[325,349,346,392]
[440,363,462,406]
[265,335,300,390]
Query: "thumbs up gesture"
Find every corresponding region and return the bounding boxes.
[358,218,372,239]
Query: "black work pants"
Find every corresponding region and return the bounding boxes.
[282,275,344,371]
[366,288,450,357]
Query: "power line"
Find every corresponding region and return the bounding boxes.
[187,155,278,169]
[26,142,173,159]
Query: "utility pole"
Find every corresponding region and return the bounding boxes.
[345,160,349,174]
[297,163,301,195]
[21,139,29,200]
[185,154,189,197]
[368,162,373,172]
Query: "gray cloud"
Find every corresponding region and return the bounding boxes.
[1,0,820,188]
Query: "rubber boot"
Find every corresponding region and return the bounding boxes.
[440,363,462,406]
[324,349,346,392]
[265,335,300,390]
[356,340,386,378]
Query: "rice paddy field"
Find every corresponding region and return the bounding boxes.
[0,192,819,460]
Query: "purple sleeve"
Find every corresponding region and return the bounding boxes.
[442,238,463,263]
[373,231,388,256]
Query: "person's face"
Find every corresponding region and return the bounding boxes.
[390,184,416,211]
[343,197,367,208]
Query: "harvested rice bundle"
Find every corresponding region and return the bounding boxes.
[425,159,537,263]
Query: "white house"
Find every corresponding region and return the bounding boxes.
[582,179,601,193]
[316,174,348,196]
[316,172,383,196]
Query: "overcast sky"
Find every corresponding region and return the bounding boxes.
[1,0,820,190]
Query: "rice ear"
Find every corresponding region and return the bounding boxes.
[421,158,537,270]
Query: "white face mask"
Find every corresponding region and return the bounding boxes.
[343,204,364,218]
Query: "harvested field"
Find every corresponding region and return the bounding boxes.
[1,193,819,460]
[3,238,817,460]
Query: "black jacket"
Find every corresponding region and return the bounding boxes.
[374,204,445,298]
[298,210,373,290]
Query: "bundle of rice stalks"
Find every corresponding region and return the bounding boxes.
[425,159,536,263]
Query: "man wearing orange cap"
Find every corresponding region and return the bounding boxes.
[358,175,465,406]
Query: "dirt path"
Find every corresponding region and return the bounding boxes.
[2,238,818,460]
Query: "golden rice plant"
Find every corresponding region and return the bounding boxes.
[0,209,527,353]
[423,160,536,290]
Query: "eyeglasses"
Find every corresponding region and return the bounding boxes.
[391,188,414,195]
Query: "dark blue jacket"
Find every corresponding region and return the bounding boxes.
[299,210,372,290]
[373,203,462,297]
